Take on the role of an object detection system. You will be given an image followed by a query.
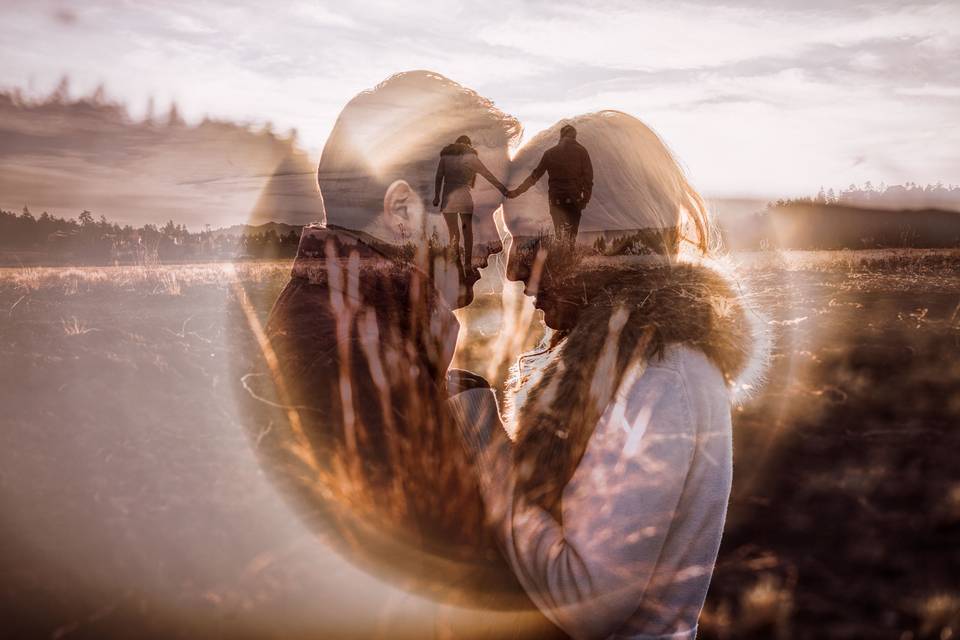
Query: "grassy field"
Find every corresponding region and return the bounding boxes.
[1,250,958,639]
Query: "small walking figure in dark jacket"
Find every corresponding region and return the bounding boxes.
[507,124,593,242]
[434,135,507,267]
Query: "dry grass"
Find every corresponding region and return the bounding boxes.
[2,248,959,638]
[0,261,293,295]
[733,248,960,273]
[60,316,97,336]
[738,574,795,639]
[915,593,960,638]
[937,484,960,526]
[4,248,954,296]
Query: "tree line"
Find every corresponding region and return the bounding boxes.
[0,206,302,265]
[771,182,960,210]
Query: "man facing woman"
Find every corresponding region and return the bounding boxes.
[247,71,541,618]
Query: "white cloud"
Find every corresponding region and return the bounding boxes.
[0,0,957,200]
[478,1,959,72]
[897,84,960,98]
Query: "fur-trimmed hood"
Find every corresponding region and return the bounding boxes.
[508,260,770,413]
[505,260,770,514]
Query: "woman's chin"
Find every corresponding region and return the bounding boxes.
[538,305,560,330]
[540,302,579,331]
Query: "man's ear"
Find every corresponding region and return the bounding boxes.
[383,179,424,235]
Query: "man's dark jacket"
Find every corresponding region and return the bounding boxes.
[520,137,593,205]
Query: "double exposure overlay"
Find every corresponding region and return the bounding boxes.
[2,4,959,639]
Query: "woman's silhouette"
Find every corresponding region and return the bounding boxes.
[448,111,769,640]
[434,134,508,268]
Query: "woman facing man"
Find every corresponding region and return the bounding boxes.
[447,109,768,640]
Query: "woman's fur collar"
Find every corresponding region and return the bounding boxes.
[504,260,770,513]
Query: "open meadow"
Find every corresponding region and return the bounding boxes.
[1,249,959,639]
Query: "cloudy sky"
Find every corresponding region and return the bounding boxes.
[1,0,958,203]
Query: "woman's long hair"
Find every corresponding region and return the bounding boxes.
[506,111,721,517]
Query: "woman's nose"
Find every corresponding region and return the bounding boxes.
[477,240,503,270]
[489,239,503,259]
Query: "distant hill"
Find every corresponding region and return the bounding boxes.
[247,153,324,226]
[720,203,960,250]
[0,88,320,228]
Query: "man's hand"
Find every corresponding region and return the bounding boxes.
[447,368,491,396]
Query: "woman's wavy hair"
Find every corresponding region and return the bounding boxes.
[507,111,722,516]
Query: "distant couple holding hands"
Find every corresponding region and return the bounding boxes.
[434,124,593,263]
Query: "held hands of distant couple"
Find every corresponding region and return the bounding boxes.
[431,185,512,206]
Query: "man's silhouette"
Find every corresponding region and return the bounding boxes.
[240,73,567,637]
[507,124,593,241]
